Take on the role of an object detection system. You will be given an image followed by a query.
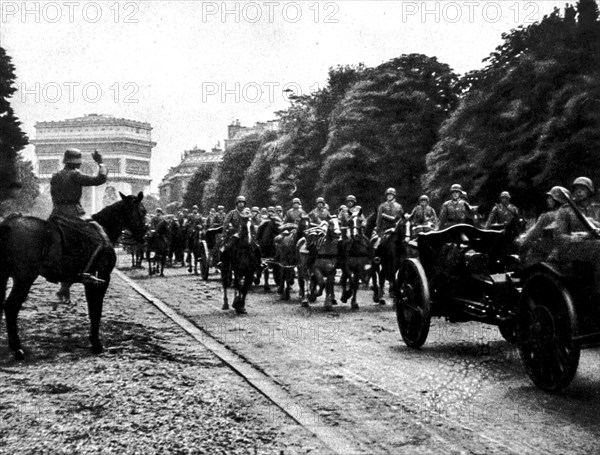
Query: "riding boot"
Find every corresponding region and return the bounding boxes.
[80,245,108,286]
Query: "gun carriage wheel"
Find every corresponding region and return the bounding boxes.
[395,258,432,348]
[518,272,580,391]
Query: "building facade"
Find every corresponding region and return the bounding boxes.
[158,145,223,207]
[32,114,156,215]
[224,119,279,150]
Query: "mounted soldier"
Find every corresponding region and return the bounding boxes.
[219,196,264,271]
[485,191,519,229]
[376,188,404,234]
[150,208,165,231]
[438,184,476,230]
[41,149,110,286]
[308,197,331,225]
[284,198,306,224]
[407,195,437,233]
[340,195,365,229]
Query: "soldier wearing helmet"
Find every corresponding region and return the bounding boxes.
[407,194,437,232]
[438,184,476,230]
[555,177,600,243]
[339,195,363,228]
[219,196,264,271]
[376,188,404,234]
[213,205,226,227]
[284,197,306,224]
[42,149,111,286]
[519,186,570,264]
[308,197,331,225]
[485,191,519,229]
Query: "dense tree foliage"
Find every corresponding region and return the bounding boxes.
[318,55,459,212]
[0,46,31,208]
[0,156,39,216]
[182,164,215,211]
[425,0,600,213]
[200,134,261,210]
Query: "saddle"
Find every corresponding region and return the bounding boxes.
[42,216,107,282]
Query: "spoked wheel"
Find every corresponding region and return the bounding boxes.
[200,241,210,281]
[395,258,431,348]
[518,273,580,392]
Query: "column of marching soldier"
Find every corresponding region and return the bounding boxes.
[142,176,600,271]
[42,148,600,284]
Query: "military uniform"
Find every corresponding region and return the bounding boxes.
[224,208,250,238]
[284,207,306,224]
[438,199,474,229]
[50,168,107,219]
[376,201,404,233]
[485,203,519,229]
[308,207,331,225]
[408,205,437,227]
[555,202,600,242]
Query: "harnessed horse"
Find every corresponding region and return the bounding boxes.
[367,217,407,305]
[297,216,342,310]
[340,215,373,310]
[256,216,282,292]
[274,216,310,301]
[146,220,169,276]
[0,192,147,359]
[221,218,261,314]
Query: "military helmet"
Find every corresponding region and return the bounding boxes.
[156,208,164,214]
[275,205,283,211]
[251,206,260,212]
[236,195,246,203]
[292,197,301,204]
[546,186,571,204]
[450,184,462,193]
[419,194,429,202]
[316,197,325,204]
[573,176,594,194]
[192,204,199,210]
[217,205,224,210]
[346,195,357,203]
[63,148,82,164]
[267,206,275,213]
[500,191,511,199]
[385,187,396,196]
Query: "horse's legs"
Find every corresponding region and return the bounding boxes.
[324,269,334,311]
[160,256,165,276]
[263,268,270,292]
[350,268,359,310]
[56,282,72,305]
[314,268,325,298]
[84,281,108,353]
[4,275,35,360]
[221,267,230,310]
[283,268,293,301]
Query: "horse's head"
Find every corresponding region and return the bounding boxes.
[348,214,364,238]
[119,192,147,243]
[239,217,254,245]
[328,215,342,240]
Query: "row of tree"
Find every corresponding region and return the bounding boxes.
[186,0,600,217]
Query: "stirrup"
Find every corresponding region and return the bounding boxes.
[80,273,106,286]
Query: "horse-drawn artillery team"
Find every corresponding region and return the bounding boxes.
[3,147,600,392]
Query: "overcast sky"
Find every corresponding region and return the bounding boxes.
[1,0,566,193]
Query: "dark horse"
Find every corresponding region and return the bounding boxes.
[340,215,373,310]
[169,219,186,266]
[297,216,342,310]
[187,224,203,276]
[147,220,169,276]
[0,192,146,359]
[366,215,407,305]
[274,216,310,301]
[221,219,261,314]
[256,216,282,292]
[119,229,145,268]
